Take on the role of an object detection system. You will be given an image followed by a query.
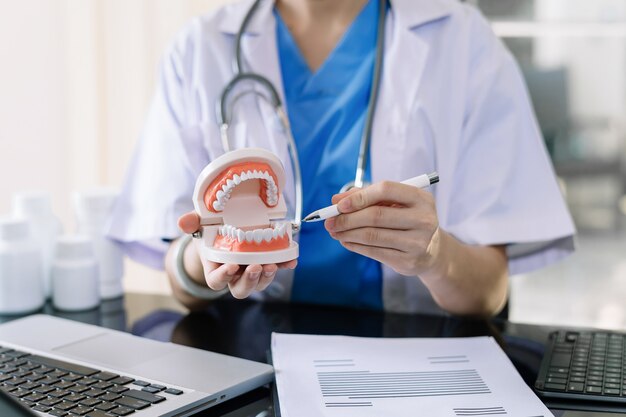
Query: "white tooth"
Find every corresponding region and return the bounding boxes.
[245,231,254,242]
[279,224,286,236]
[263,229,273,242]
[247,170,254,178]
[216,190,225,200]
[233,174,241,185]
[230,228,236,239]
[218,226,223,235]
[253,229,263,243]
[226,179,234,188]
[222,184,228,193]
[272,228,279,238]
[237,229,244,242]
[212,201,221,211]
[253,170,260,178]
[241,172,248,181]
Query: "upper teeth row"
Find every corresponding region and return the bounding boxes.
[218,224,288,243]
[212,170,278,211]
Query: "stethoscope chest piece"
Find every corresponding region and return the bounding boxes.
[192,148,299,265]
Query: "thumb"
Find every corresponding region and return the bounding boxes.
[178,211,201,234]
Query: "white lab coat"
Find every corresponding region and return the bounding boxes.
[107,0,576,314]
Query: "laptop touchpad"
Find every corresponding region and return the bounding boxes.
[54,333,176,369]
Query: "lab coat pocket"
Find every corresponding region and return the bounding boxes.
[181,121,252,176]
[401,103,437,178]
[229,122,249,150]
[372,107,408,183]
[179,124,211,177]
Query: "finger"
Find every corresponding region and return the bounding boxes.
[178,211,201,234]
[277,259,298,269]
[229,264,263,299]
[340,241,408,272]
[205,263,239,291]
[337,181,425,213]
[256,264,278,291]
[330,227,410,252]
[325,206,417,233]
[331,187,360,205]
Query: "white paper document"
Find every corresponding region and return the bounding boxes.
[271,333,553,417]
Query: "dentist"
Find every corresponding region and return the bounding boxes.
[108,0,575,316]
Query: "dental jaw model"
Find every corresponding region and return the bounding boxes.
[193,148,299,265]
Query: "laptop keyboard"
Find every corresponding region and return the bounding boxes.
[0,345,183,416]
[535,331,626,402]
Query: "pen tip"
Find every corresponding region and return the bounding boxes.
[302,214,320,223]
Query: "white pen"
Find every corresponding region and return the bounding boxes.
[302,172,439,223]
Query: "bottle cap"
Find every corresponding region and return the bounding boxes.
[54,235,94,261]
[0,217,30,241]
[73,188,119,221]
[13,191,53,218]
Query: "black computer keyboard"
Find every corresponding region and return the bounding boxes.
[535,331,626,403]
[0,345,184,416]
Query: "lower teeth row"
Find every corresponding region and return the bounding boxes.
[218,224,287,243]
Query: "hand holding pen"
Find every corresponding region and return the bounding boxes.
[319,172,441,278]
[303,172,439,222]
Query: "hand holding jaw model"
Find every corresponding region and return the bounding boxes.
[177,148,298,298]
[174,148,297,299]
[192,147,299,265]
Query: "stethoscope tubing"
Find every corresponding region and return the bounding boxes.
[218,0,386,228]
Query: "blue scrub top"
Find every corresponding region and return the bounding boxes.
[275,0,383,310]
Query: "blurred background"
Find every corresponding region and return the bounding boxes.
[1,0,625,328]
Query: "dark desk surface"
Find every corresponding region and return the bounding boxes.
[1,293,624,417]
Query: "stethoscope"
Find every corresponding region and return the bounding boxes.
[217,0,386,233]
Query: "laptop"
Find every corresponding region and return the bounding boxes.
[0,314,273,416]
[0,387,38,416]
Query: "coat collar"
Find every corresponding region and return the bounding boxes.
[217,0,454,36]
[216,0,455,188]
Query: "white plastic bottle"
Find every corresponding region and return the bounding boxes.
[51,236,100,311]
[13,191,63,299]
[73,188,124,299]
[0,217,45,314]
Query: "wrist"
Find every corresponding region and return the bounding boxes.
[181,237,207,286]
[171,235,227,300]
[419,227,450,281]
